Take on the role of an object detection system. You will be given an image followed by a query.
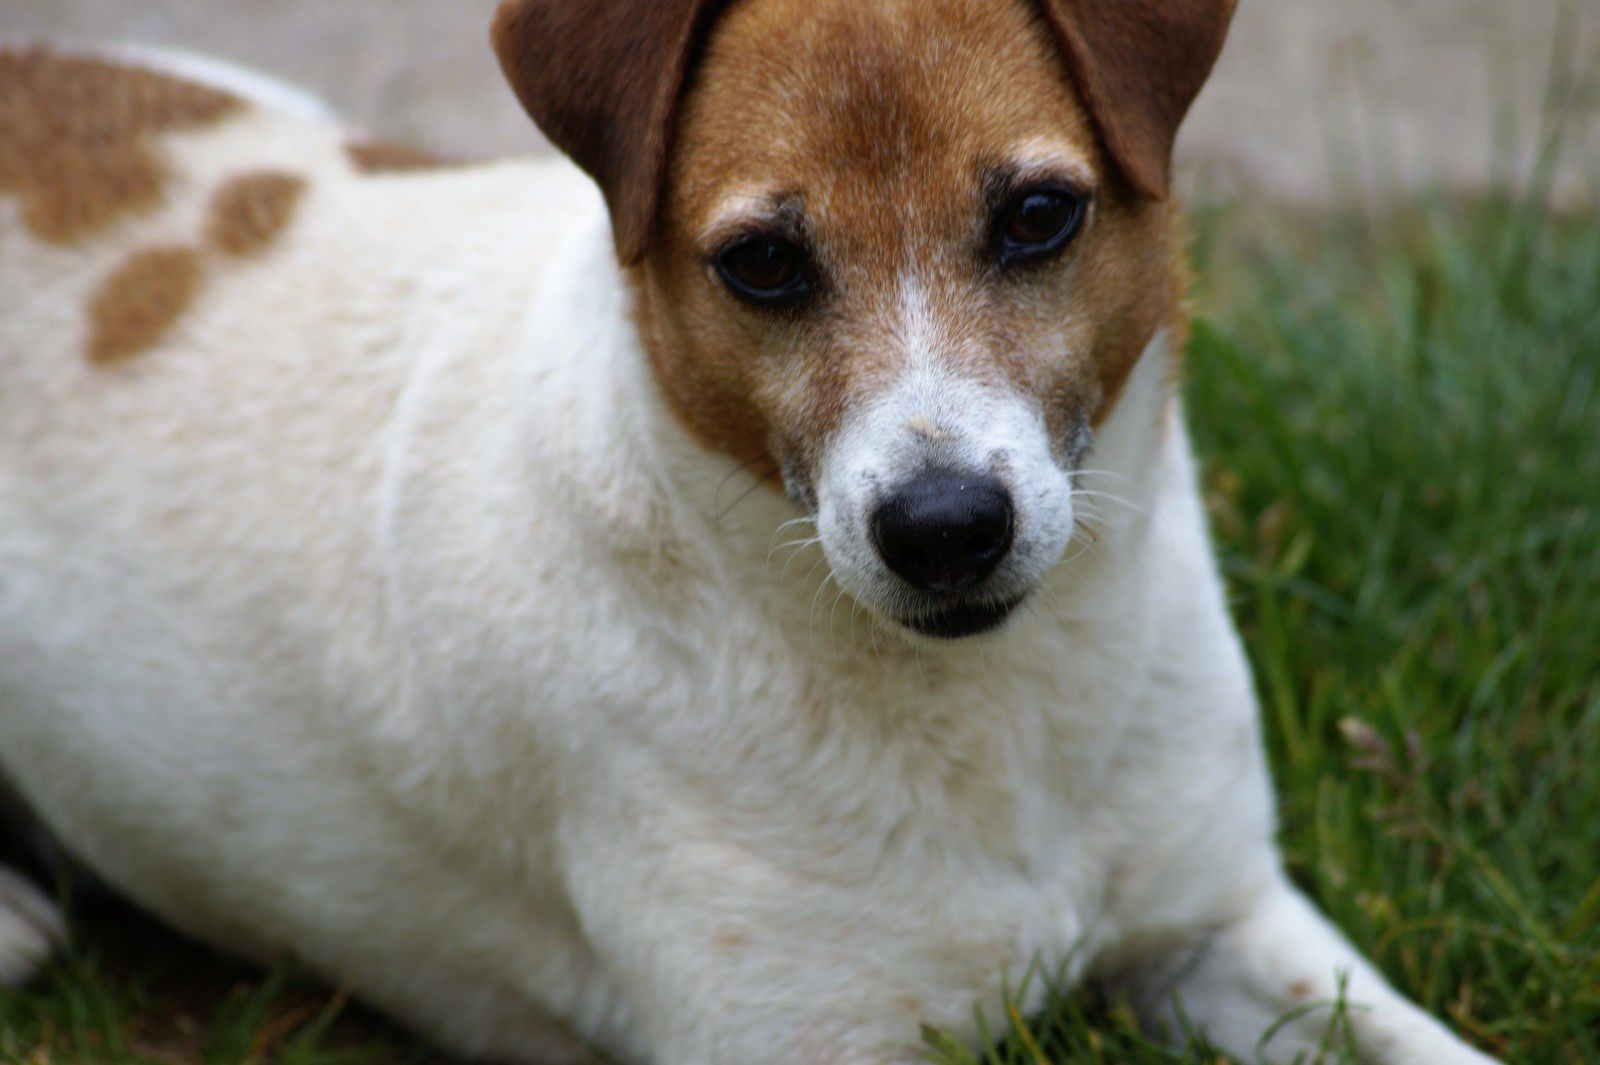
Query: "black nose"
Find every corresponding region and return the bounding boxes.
[870,470,1015,592]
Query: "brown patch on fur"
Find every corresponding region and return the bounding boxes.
[86,247,204,364]
[0,47,242,245]
[206,171,306,256]
[1082,212,1192,430]
[83,168,308,365]
[345,140,457,175]
[637,0,1189,470]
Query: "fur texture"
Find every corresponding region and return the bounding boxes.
[0,6,1497,1063]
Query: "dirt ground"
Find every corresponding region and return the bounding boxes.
[3,0,1596,204]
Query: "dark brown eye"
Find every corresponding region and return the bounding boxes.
[716,236,813,306]
[994,187,1087,266]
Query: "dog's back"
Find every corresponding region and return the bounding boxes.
[2,44,353,372]
[0,44,474,724]
[0,43,587,424]
[0,44,599,641]
[0,39,601,979]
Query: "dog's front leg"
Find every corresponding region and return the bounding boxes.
[560,809,942,1065]
[1118,876,1498,1064]
[564,885,934,1065]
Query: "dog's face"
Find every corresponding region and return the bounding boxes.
[644,0,1181,638]
[495,0,1234,638]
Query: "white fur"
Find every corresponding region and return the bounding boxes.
[0,46,1498,1065]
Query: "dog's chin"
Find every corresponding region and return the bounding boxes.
[895,594,1025,640]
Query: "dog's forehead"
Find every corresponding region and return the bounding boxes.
[671,0,1100,235]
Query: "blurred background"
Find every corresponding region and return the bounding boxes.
[5,0,1597,207]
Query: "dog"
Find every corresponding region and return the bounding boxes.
[0,1,1501,1062]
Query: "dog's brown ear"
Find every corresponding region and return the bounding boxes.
[492,0,722,265]
[494,0,1234,261]
[1039,0,1237,199]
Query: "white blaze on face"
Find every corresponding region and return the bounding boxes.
[814,275,1080,622]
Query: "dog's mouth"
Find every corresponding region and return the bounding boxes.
[896,595,1025,639]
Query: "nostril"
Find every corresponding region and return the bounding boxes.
[870,470,1015,592]
[893,543,930,579]
[964,529,1005,563]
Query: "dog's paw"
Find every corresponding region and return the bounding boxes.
[0,867,63,987]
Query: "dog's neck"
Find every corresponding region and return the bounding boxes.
[519,221,1183,683]
[385,220,1196,860]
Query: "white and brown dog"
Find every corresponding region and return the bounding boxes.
[0,2,1498,1063]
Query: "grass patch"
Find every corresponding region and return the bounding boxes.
[3,196,1597,1063]
[0,898,433,1065]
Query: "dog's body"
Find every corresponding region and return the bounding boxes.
[0,3,1497,1062]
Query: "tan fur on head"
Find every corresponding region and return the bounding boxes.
[0,48,241,245]
[492,0,1234,263]
[634,0,1189,473]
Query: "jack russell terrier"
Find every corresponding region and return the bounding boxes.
[0,1,1499,1062]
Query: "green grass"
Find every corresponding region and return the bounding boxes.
[3,196,1598,1063]
[0,896,439,1065]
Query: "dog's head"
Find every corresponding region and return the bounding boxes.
[495,0,1234,639]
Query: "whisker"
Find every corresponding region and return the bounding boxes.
[1070,489,1147,518]
[1071,487,1137,503]
[1072,467,1137,487]
[1071,503,1109,538]
[780,539,825,582]
[800,553,830,588]
[827,584,851,654]
[1061,539,1098,567]
[713,453,771,514]
[868,610,886,667]
[768,535,822,567]
[808,568,836,637]
[765,516,816,560]
[767,515,817,548]
[1069,514,1156,593]
[716,464,780,523]
[1034,581,1063,612]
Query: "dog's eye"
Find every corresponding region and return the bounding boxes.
[994,187,1087,267]
[716,236,813,307]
